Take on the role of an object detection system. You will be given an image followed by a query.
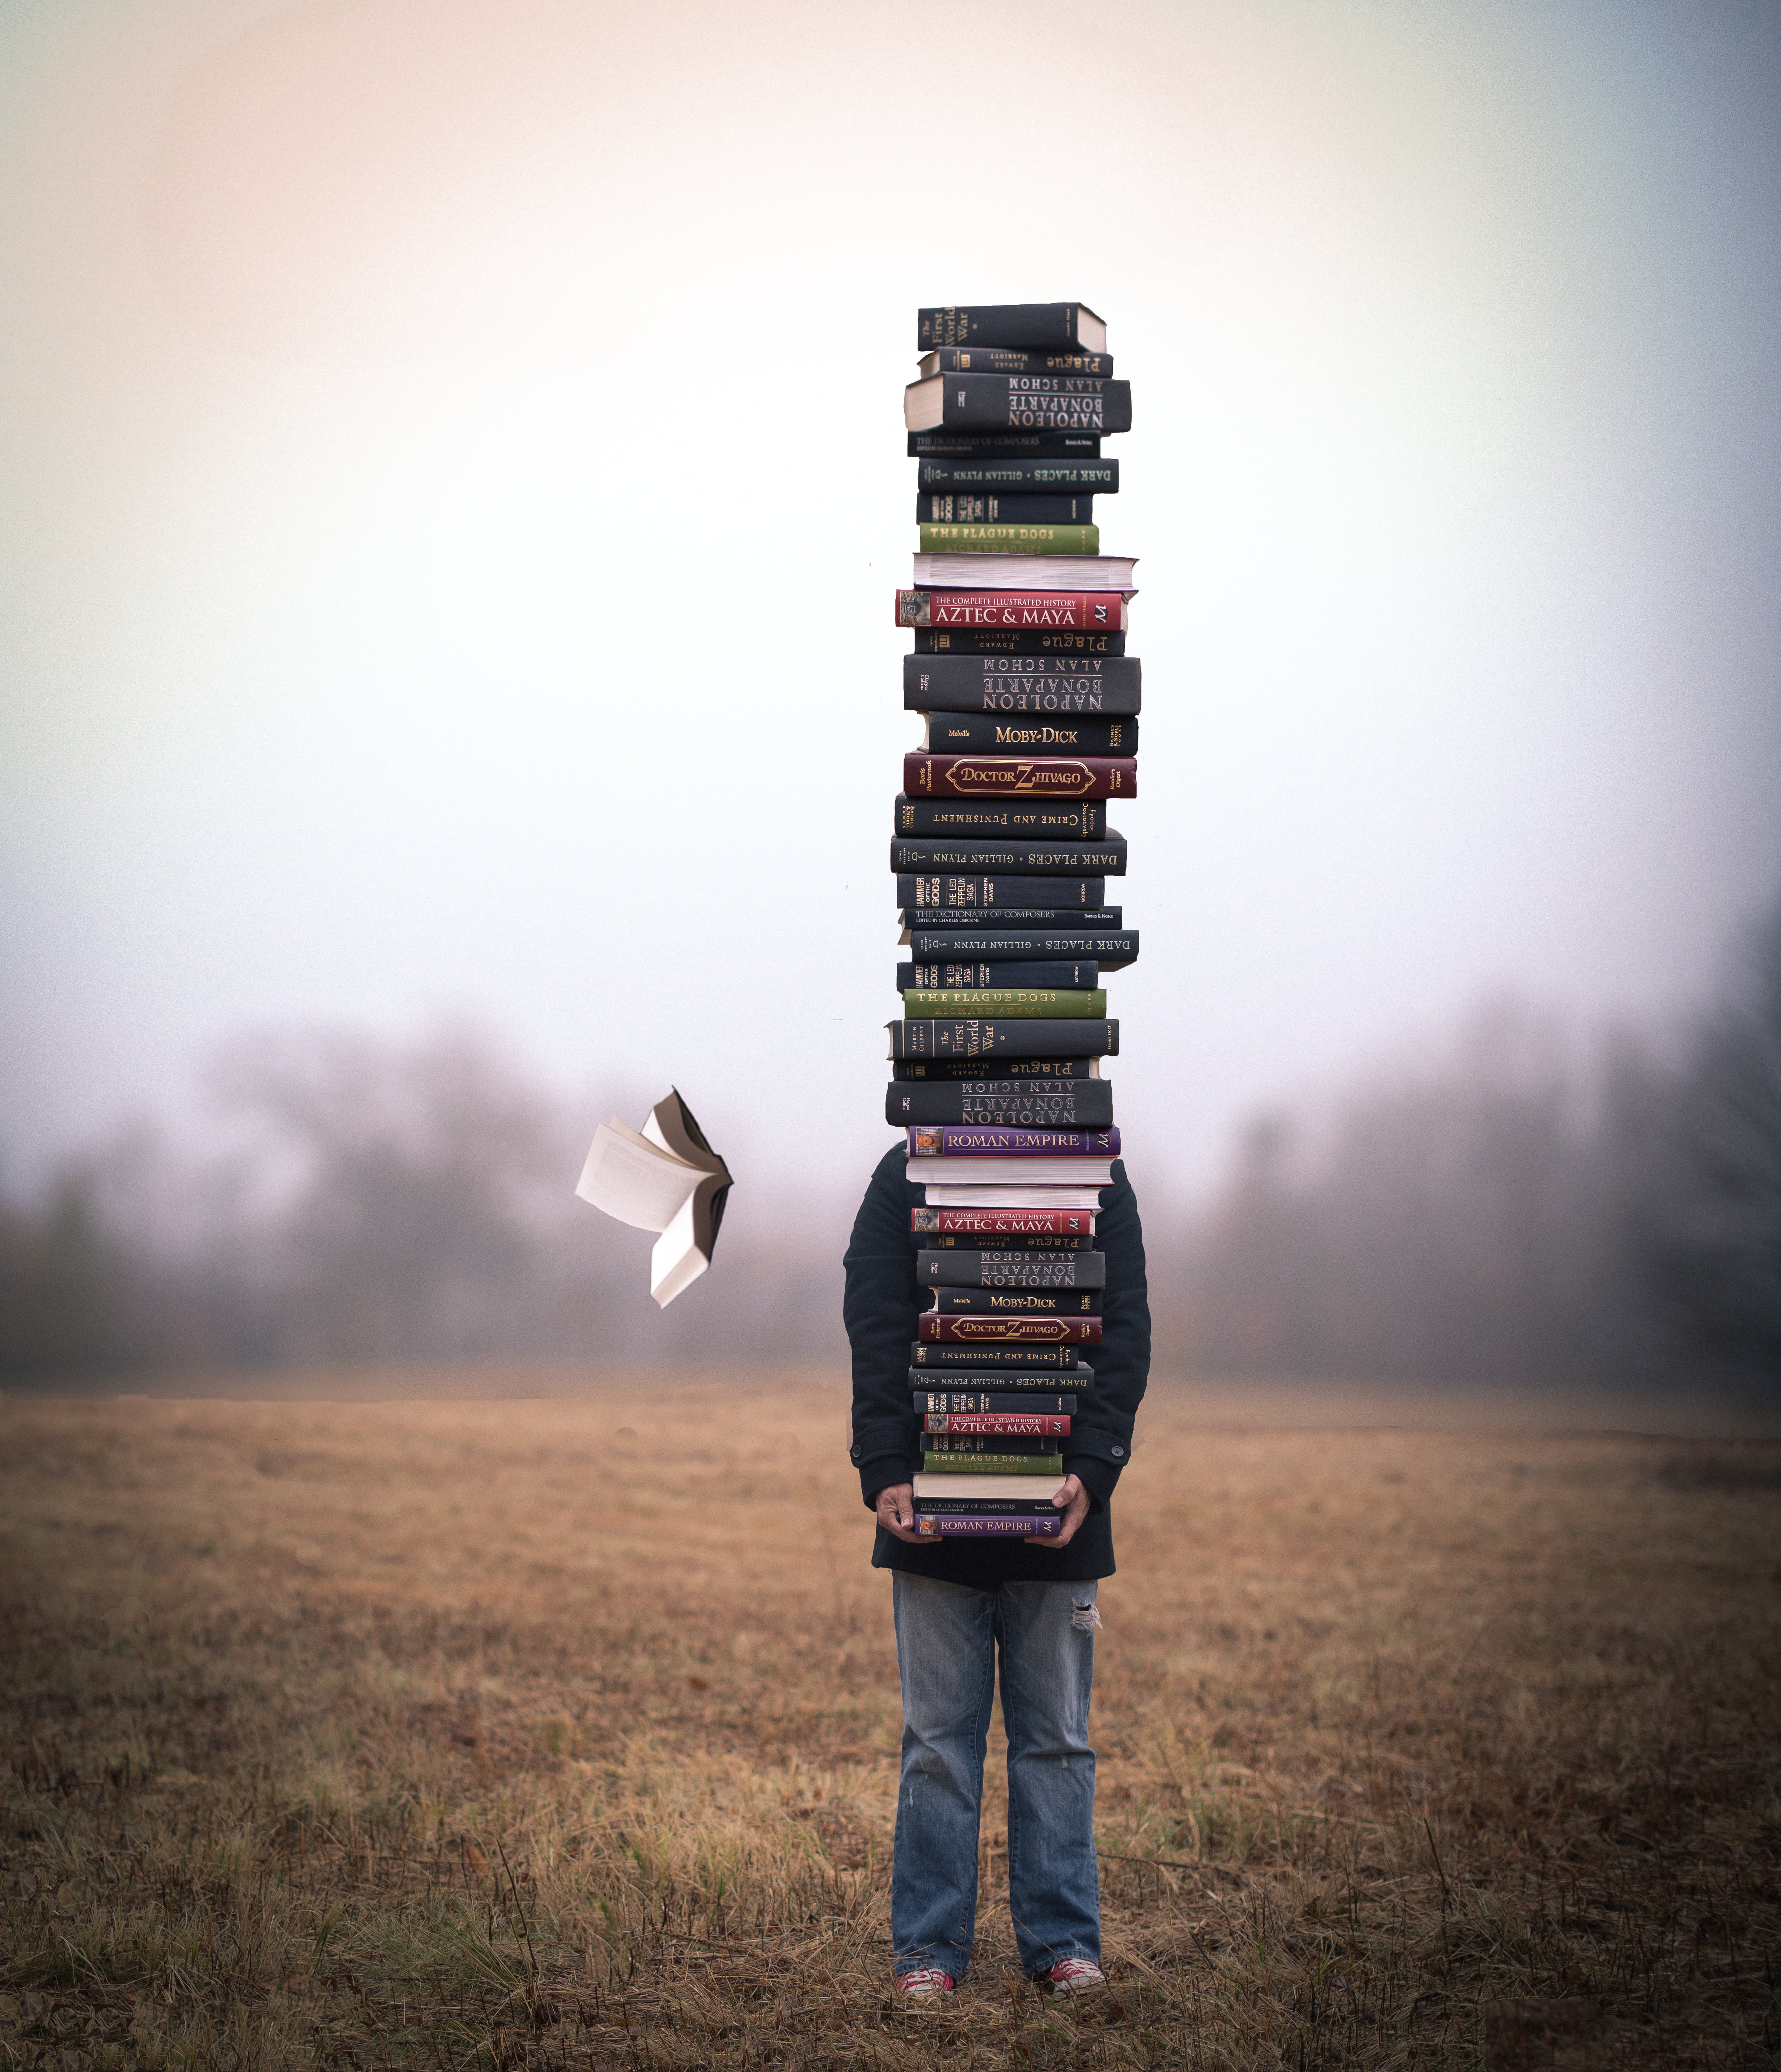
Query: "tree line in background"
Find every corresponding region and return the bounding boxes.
[4,900,1778,1396]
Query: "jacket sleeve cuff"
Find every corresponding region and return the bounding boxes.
[857,1453,915,1509]
[1065,1454,1121,1513]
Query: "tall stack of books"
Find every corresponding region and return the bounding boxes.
[889,303,1138,1541]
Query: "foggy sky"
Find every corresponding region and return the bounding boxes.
[2,0,1779,1214]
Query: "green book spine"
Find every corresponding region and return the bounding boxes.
[899,988,1108,1020]
[922,1452,1066,1476]
[917,523,1100,555]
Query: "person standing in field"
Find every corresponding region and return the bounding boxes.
[843,1146,1151,2004]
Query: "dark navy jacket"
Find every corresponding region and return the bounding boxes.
[843,1145,1150,1583]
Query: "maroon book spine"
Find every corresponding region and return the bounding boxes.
[923,1412,1072,1437]
[905,752,1136,801]
[913,1207,1097,1236]
[896,590,1129,632]
[918,1314,1103,1344]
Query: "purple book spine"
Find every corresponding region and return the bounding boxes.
[916,1512,1063,1538]
[907,1125,1120,1158]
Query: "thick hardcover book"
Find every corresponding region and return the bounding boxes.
[914,628,1127,657]
[898,591,1128,634]
[892,1052,1106,1079]
[918,458,1119,495]
[901,961,1098,991]
[919,1313,1103,1344]
[913,1204,1097,1235]
[922,1231,1094,1252]
[914,1390,1081,1415]
[913,553,1135,592]
[914,1477,1064,1515]
[924,1450,1066,1476]
[889,1019,1118,1061]
[895,797,1113,839]
[920,492,1094,525]
[918,347,1113,377]
[922,1184,1105,1209]
[906,929,1137,967]
[927,1287,1100,1315]
[902,910,1122,935]
[919,304,1106,352]
[918,1250,1109,1292]
[890,1082,1113,1128]
[918,522,1099,556]
[905,753,1135,802]
[924,712,1137,758]
[917,1512,1061,1538]
[912,1334,1095,1367]
[905,375,1131,437]
[905,653,1141,715]
[908,434,1102,460]
[924,1410,1073,1435]
[911,1125,1118,1158]
[891,838,1126,877]
[901,988,1107,1021]
[897,875,1105,910]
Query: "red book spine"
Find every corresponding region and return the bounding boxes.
[924,1412,1072,1436]
[912,1208,1096,1235]
[896,590,1129,632]
[918,1314,1103,1344]
[905,752,1137,801]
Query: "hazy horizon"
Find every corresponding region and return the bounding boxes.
[4,0,1780,1205]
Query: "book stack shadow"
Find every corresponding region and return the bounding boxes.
[889,302,1138,1541]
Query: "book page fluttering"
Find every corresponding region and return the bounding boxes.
[574,1089,733,1308]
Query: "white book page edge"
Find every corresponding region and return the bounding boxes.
[575,1123,701,1232]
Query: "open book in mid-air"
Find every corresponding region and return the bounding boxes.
[574,1089,733,1307]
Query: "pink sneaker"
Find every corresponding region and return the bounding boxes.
[895,1966,956,2005]
[1038,1957,1106,1995]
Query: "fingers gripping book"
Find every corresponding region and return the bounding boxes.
[575,1089,733,1307]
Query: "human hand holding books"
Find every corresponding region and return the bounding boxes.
[1028,1473,1089,1547]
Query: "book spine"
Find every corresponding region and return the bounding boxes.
[896,875,1106,910]
[897,592,1128,634]
[924,1411,1072,1435]
[904,753,1136,801]
[918,523,1100,555]
[923,1451,1066,1475]
[917,459,1119,493]
[922,348,1113,376]
[900,961,1098,991]
[919,1314,1104,1343]
[927,1288,1101,1314]
[891,1052,1106,1079]
[922,1232,1094,1252]
[916,1513,1061,1537]
[892,839,1125,877]
[918,1250,1109,1291]
[895,796,1113,839]
[911,1205,1098,1234]
[910,376,1133,436]
[904,653,1141,714]
[911,1125,1118,1157]
[888,1019,1118,1060]
[891,1087,1112,1128]
[903,908,1123,931]
[905,930,1137,963]
[908,433,1102,460]
[924,713,1137,757]
[919,493,1095,524]
[913,1390,1079,1414]
[910,1346,1095,1372]
[913,628,1127,657]
[900,989,1107,1020]
[919,304,1092,350]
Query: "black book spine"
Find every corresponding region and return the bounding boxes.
[928,1288,1102,1315]
[918,1250,1110,1291]
[904,653,1142,716]
[918,304,1096,350]
[922,1232,1095,1252]
[917,458,1119,495]
[913,1390,1080,1414]
[904,909,1122,931]
[912,1495,1060,1514]
[886,1080,1115,1128]
[912,628,1127,658]
[891,1054,1104,1081]
[900,961,1099,991]
[924,1431,1066,1456]
[892,841,1126,878]
[924,375,1132,437]
[894,795,1112,839]
[906,930,1137,965]
[922,347,1113,376]
[908,433,1102,460]
[923,712,1137,758]
[910,1345,1093,1370]
[889,1019,1118,1061]
[918,492,1094,524]
[896,875,1106,910]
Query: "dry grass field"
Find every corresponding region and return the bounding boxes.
[2,1371,1778,2071]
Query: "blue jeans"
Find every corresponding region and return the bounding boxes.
[890,1571,1100,1981]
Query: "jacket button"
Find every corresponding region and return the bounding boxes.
[1111,1444,1125,1458]
[850,1446,861,1461]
